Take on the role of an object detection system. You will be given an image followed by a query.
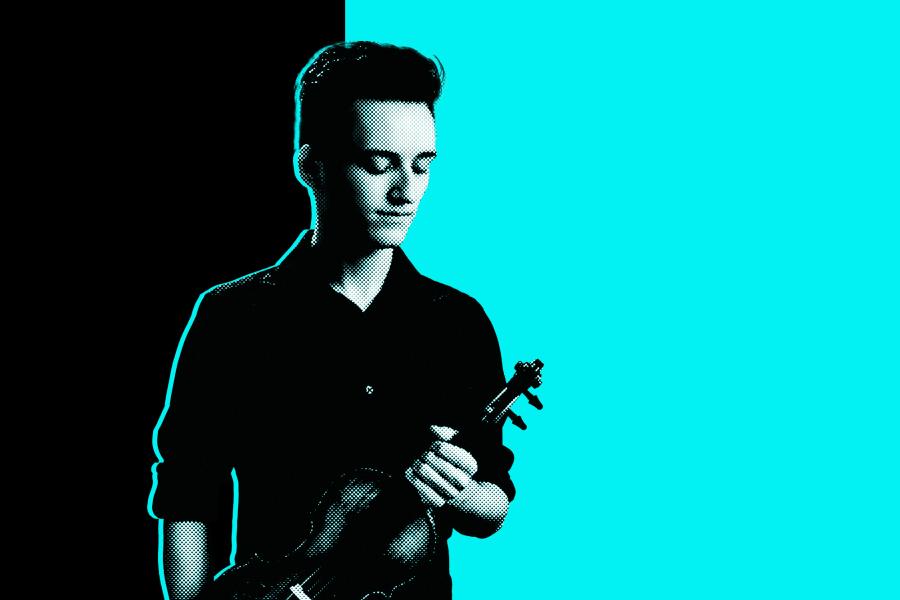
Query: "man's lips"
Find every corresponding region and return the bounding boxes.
[375,210,415,217]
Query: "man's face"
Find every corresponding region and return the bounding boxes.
[322,99,437,249]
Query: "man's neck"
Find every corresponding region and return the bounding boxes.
[310,229,394,312]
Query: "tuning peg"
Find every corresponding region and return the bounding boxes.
[507,410,527,430]
[523,389,543,410]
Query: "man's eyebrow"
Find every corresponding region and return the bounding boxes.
[358,149,438,159]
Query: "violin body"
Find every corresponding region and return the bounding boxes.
[207,469,438,600]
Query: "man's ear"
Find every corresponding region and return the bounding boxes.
[293,144,324,191]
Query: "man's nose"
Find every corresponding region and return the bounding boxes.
[388,166,414,204]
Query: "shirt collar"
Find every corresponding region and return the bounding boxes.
[273,229,423,303]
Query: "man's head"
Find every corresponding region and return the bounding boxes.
[293,41,444,249]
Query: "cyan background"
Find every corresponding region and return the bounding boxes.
[348,2,898,598]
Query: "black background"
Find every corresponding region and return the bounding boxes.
[38,4,345,597]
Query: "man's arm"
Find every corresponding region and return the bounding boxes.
[161,521,214,600]
[152,291,238,598]
[405,426,510,539]
[444,479,510,538]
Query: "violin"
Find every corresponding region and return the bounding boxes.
[206,359,544,600]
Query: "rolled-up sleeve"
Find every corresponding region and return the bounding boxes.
[149,291,235,522]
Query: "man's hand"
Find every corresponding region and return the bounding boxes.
[404,425,510,538]
[404,425,476,509]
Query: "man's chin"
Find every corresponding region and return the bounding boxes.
[367,227,410,249]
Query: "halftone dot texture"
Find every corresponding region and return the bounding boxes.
[164,521,211,599]
[288,469,440,598]
[339,98,438,252]
[294,41,444,156]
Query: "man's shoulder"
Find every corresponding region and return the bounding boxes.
[196,263,297,314]
[412,272,492,322]
[204,264,282,298]
[415,273,470,303]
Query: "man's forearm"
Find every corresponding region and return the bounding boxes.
[444,480,510,538]
[162,520,215,600]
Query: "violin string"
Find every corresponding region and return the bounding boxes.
[296,564,327,599]
[304,563,336,599]
[311,572,337,599]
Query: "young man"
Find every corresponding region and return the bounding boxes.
[149,41,515,599]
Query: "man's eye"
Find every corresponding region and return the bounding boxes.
[413,158,433,175]
[363,156,392,174]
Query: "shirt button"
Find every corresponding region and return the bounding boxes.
[365,385,374,395]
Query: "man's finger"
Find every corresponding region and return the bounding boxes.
[422,450,472,491]
[429,425,458,441]
[414,459,461,499]
[430,441,478,476]
[405,466,445,509]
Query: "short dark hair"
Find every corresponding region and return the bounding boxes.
[294,41,445,157]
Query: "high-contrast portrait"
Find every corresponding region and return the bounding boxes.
[147,41,544,600]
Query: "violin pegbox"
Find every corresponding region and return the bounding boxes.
[483,359,545,430]
[515,360,544,409]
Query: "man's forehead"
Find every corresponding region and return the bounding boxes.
[350,98,436,151]
[351,97,432,114]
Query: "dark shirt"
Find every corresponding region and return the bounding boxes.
[149,229,515,598]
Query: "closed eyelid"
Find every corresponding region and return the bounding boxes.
[358,151,395,161]
[412,160,433,173]
[413,155,435,167]
[354,150,435,174]
[353,152,393,174]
